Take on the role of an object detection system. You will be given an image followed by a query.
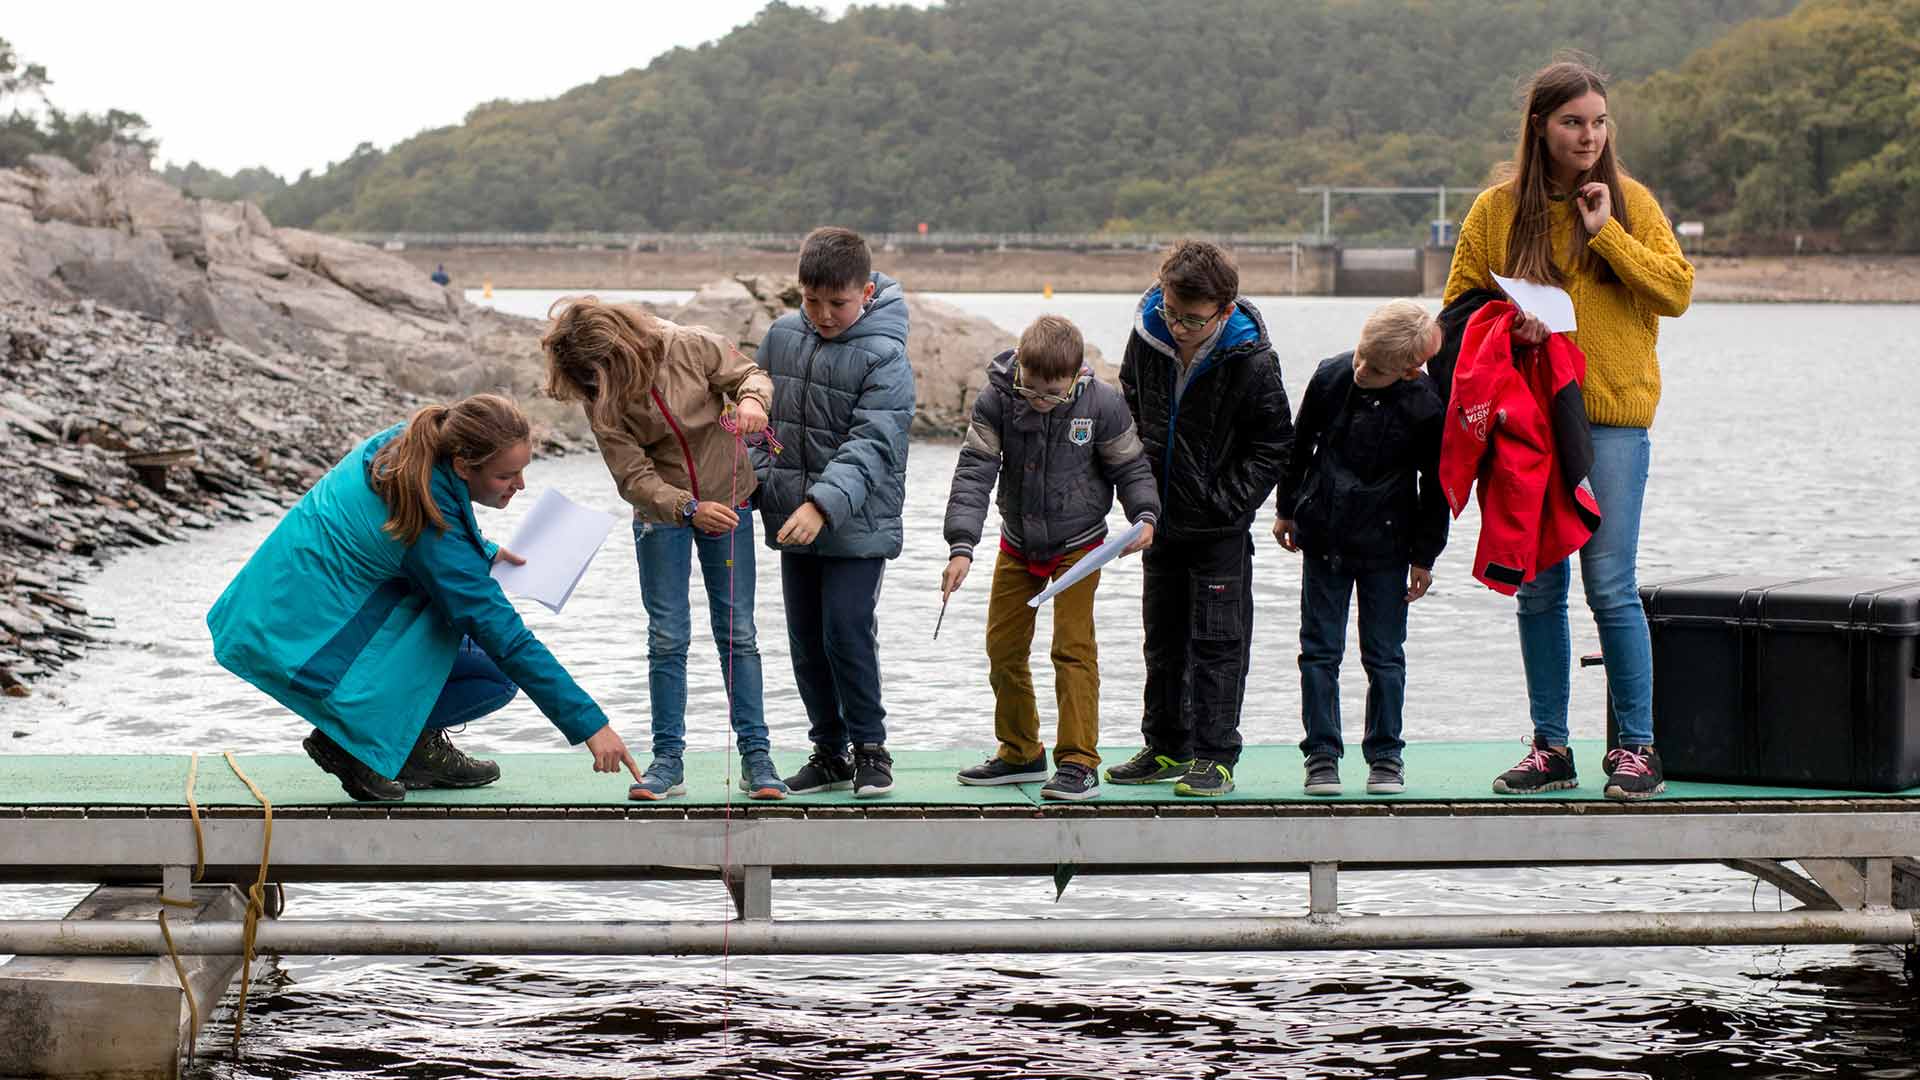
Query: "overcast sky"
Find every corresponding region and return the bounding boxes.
[6,2,922,179]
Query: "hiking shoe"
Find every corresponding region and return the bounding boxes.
[1303,754,1342,796]
[628,756,686,801]
[1603,745,1666,801]
[1040,762,1100,801]
[1104,747,1194,785]
[398,727,501,790]
[303,728,405,802]
[957,752,1048,786]
[1173,759,1234,797]
[1365,759,1406,795]
[738,750,789,800]
[1492,736,1578,794]
[853,743,894,798]
[784,746,854,794]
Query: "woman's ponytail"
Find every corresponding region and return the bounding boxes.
[371,395,529,545]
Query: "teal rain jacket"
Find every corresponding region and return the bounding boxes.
[206,425,607,778]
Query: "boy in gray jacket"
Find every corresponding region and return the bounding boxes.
[941,315,1159,800]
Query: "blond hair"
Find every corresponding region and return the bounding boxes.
[541,295,663,432]
[1016,314,1085,381]
[370,394,530,546]
[1356,300,1439,374]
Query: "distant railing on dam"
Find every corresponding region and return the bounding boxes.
[338,230,1318,253]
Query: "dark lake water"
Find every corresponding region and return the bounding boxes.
[5,293,1919,1078]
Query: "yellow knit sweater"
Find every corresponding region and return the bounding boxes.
[1443,177,1694,428]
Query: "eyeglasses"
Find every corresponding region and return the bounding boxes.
[1012,360,1076,406]
[719,405,784,455]
[1157,303,1224,332]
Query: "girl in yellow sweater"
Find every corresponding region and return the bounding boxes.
[1443,58,1694,801]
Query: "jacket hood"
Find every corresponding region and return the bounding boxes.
[1133,286,1268,363]
[800,271,908,347]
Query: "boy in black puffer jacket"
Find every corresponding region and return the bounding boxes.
[1114,240,1293,797]
[1274,299,1449,797]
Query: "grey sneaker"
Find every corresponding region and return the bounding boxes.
[1040,762,1099,801]
[1365,759,1405,795]
[1303,754,1342,796]
[738,750,789,800]
[628,756,686,801]
[957,753,1048,786]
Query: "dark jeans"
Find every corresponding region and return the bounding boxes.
[1297,555,1408,765]
[780,552,888,750]
[1140,530,1254,766]
[424,637,518,730]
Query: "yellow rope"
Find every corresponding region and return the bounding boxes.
[222,750,274,1053]
[157,909,200,1063]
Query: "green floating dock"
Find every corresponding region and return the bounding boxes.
[3,743,1916,808]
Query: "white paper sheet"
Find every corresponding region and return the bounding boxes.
[1492,273,1578,333]
[1027,520,1150,608]
[488,489,622,614]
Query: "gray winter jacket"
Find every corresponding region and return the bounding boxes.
[944,351,1160,563]
[751,272,915,559]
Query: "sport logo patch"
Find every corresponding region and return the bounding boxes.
[1068,417,1094,446]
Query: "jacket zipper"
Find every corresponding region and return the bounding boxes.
[797,338,821,480]
[649,387,700,501]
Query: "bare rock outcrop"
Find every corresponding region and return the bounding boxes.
[662,274,1115,437]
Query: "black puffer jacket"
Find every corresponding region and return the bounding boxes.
[1276,353,1448,571]
[1118,288,1292,542]
[944,351,1159,563]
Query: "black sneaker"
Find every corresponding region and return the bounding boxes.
[853,743,894,798]
[1040,762,1099,801]
[1365,759,1405,795]
[1492,735,1578,794]
[1303,754,1342,796]
[1173,758,1234,797]
[1103,747,1194,785]
[398,728,502,790]
[303,728,405,802]
[1603,745,1666,801]
[957,752,1048,786]
[784,745,854,795]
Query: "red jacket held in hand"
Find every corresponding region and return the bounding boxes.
[1437,301,1601,595]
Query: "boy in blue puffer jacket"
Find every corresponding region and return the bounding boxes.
[751,226,915,798]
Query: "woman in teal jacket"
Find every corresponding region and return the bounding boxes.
[207,393,642,801]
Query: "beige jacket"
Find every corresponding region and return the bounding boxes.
[590,320,774,523]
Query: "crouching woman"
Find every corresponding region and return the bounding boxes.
[207,393,642,801]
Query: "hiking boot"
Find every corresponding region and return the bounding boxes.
[1103,747,1194,785]
[1365,759,1406,795]
[398,727,501,790]
[1303,754,1342,796]
[628,755,686,801]
[303,728,405,802]
[1173,759,1234,797]
[1603,745,1666,801]
[737,750,789,800]
[1040,762,1099,801]
[957,752,1048,786]
[853,743,894,798]
[1492,736,1578,794]
[784,745,854,794]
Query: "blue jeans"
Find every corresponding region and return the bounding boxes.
[425,637,518,729]
[1297,555,1408,765]
[1516,425,1653,747]
[633,509,767,759]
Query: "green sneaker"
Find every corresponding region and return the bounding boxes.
[1103,747,1194,785]
[1173,759,1234,797]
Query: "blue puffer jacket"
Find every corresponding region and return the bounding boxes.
[206,426,607,778]
[751,271,915,559]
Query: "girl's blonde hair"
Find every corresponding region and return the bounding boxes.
[540,295,663,431]
[1356,300,1438,374]
[370,393,530,546]
[1495,56,1632,287]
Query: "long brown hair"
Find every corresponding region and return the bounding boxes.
[370,394,530,545]
[1496,57,1631,287]
[541,295,663,431]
